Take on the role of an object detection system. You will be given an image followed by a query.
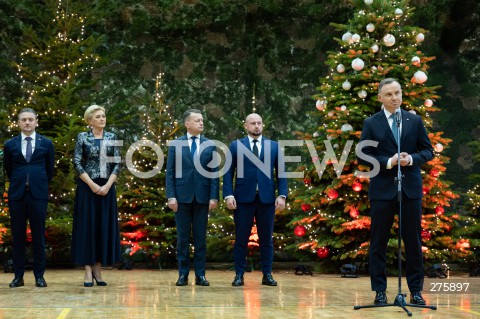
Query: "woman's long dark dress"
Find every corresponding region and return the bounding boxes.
[72,132,122,266]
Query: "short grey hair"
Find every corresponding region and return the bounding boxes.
[18,108,37,119]
[378,78,400,93]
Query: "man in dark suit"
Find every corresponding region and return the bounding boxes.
[358,78,433,305]
[223,113,288,287]
[3,108,55,288]
[166,109,219,286]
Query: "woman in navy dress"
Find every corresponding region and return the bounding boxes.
[72,105,122,287]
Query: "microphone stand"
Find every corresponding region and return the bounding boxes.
[354,112,437,316]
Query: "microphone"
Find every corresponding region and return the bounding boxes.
[394,108,401,124]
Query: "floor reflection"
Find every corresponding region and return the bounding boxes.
[0,270,478,319]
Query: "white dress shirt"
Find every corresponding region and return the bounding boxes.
[248,135,262,155]
[384,109,412,168]
[186,132,200,154]
[21,131,36,159]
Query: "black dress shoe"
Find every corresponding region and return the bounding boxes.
[410,291,426,305]
[9,277,24,288]
[195,276,210,286]
[93,275,107,286]
[175,274,188,286]
[374,291,387,304]
[35,277,47,288]
[232,274,244,287]
[261,273,277,286]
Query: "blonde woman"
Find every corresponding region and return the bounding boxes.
[72,105,122,287]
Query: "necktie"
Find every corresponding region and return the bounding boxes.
[25,136,33,162]
[252,139,259,157]
[390,114,399,145]
[191,136,197,158]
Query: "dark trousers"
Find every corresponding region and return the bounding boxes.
[9,190,48,279]
[234,195,275,275]
[369,195,424,292]
[175,199,208,277]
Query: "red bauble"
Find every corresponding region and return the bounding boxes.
[303,177,311,185]
[327,189,338,199]
[301,204,311,212]
[349,207,359,218]
[430,169,440,177]
[435,206,444,215]
[316,247,329,258]
[294,225,306,237]
[422,187,430,195]
[421,230,431,240]
[352,182,362,192]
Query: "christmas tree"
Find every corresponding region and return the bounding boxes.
[287,0,466,271]
[462,126,480,274]
[463,184,480,275]
[0,0,103,263]
[116,73,180,268]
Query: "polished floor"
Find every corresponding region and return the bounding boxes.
[0,269,479,319]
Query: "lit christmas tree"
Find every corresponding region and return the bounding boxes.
[0,0,102,262]
[462,128,480,274]
[287,0,467,271]
[463,184,480,274]
[116,73,180,268]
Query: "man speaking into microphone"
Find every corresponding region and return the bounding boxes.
[357,78,433,305]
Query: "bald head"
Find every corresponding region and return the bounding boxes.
[246,113,262,122]
[244,113,263,138]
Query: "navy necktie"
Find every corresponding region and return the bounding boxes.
[390,114,399,145]
[191,136,197,158]
[25,136,33,162]
[252,139,259,157]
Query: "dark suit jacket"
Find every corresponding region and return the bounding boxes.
[358,109,433,201]
[165,134,219,204]
[4,133,55,200]
[223,137,288,204]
